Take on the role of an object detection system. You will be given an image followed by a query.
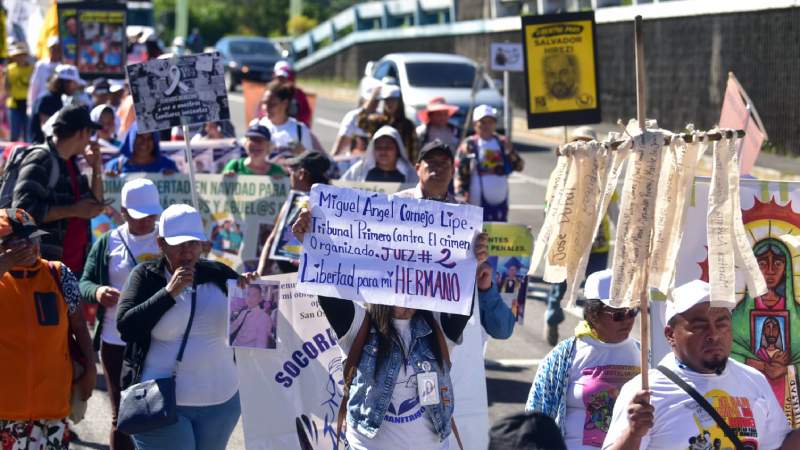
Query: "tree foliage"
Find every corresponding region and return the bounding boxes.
[154,0,291,45]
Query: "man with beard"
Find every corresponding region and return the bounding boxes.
[602,280,798,450]
[543,53,578,99]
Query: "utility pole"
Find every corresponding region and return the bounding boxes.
[175,0,188,40]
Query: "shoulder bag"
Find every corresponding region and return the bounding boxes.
[118,286,197,435]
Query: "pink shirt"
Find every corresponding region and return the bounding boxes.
[231,307,273,348]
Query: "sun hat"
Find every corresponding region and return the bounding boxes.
[121,179,163,219]
[418,96,459,124]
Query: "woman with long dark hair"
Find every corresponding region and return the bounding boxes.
[291,205,494,449]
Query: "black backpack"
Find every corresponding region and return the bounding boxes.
[0,144,60,209]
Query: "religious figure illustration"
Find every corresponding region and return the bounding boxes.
[730,218,800,428]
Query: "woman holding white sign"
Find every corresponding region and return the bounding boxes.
[116,204,258,450]
[290,140,508,449]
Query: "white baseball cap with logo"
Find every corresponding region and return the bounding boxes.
[472,104,497,122]
[158,204,207,245]
[121,178,163,219]
[666,279,712,324]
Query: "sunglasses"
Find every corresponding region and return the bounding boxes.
[601,307,639,321]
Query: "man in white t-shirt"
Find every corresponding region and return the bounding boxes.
[603,280,799,450]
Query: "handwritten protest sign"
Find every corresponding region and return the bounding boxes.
[93,173,288,271]
[296,184,483,315]
[485,223,533,323]
[127,52,230,133]
[236,274,490,450]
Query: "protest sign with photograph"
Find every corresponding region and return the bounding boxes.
[675,178,800,428]
[58,1,126,77]
[228,279,280,350]
[490,42,524,72]
[269,190,309,262]
[236,274,490,450]
[96,173,288,271]
[126,52,230,134]
[484,223,533,323]
[296,184,483,315]
[520,11,601,128]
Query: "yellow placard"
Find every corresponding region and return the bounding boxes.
[523,19,597,114]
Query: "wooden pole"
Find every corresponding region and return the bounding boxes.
[634,14,650,390]
[635,16,646,132]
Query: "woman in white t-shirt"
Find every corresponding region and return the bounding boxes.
[257,82,313,161]
[116,204,259,450]
[80,178,164,450]
[526,269,641,449]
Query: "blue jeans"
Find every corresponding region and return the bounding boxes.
[8,106,28,142]
[546,252,608,326]
[131,392,241,450]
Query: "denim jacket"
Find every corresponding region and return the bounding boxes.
[347,313,454,441]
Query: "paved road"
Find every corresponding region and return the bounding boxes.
[72,93,579,449]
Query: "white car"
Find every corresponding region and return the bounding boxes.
[358,53,505,131]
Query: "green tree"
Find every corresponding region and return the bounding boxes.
[153,0,290,45]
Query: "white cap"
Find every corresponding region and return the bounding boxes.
[473,104,497,122]
[571,126,597,142]
[55,64,86,85]
[583,269,614,307]
[380,84,401,100]
[158,204,206,245]
[666,280,711,324]
[47,36,60,48]
[109,79,125,93]
[273,60,293,78]
[121,179,163,219]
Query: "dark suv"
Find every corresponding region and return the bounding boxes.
[215,36,283,91]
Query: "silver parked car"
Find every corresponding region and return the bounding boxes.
[358,52,505,131]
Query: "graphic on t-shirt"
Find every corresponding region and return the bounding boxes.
[384,366,425,425]
[579,364,640,446]
[476,143,505,176]
[683,389,758,450]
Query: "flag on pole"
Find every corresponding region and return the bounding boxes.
[36,1,59,60]
[719,72,767,177]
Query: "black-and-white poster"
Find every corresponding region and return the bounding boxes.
[126,52,230,133]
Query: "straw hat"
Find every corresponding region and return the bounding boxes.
[418,96,460,124]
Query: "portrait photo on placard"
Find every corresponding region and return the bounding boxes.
[228,280,280,350]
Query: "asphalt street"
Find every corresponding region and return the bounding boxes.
[72,93,580,450]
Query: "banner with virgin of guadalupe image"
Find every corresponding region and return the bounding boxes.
[675,178,800,428]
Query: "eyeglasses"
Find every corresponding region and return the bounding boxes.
[601,307,639,321]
